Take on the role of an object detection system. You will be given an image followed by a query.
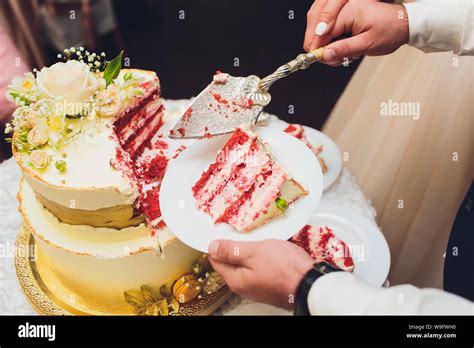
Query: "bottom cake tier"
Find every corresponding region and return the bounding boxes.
[17,179,226,314]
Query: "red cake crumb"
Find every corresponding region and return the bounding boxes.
[212,93,230,107]
[172,145,187,159]
[149,139,169,151]
[177,127,186,137]
[246,98,253,108]
[138,155,168,184]
[202,127,213,139]
[284,124,304,139]
[138,186,162,223]
[182,107,193,121]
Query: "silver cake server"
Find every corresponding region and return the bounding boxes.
[168,48,324,139]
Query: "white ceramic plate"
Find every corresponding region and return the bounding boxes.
[308,203,391,287]
[301,126,342,191]
[161,127,323,252]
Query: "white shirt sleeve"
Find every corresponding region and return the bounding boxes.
[403,0,474,55]
[307,272,474,315]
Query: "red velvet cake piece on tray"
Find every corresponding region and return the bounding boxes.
[292,224,355,272]
[192,125,308,232]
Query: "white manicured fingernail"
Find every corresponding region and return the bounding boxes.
[208,241,219,256]
[315,22,328,36]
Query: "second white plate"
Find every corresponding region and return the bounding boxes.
[302,126,342,191]
[308,203,391,287]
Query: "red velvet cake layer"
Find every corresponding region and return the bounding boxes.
[113,76,168,235]
[192,126,292,232]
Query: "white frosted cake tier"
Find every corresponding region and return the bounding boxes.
[18,179,202,306]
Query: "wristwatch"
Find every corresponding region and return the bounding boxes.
[294,261,343,316]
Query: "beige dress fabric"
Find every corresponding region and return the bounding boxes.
[323,45,473,289]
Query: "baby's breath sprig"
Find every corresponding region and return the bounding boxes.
[58,47,108,72]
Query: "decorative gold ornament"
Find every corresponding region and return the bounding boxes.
[172,274,202,304]
[191,261,202,275]
[203,271,226,295]
[124,284,179,316]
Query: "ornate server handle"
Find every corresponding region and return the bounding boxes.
[257,48,324,93]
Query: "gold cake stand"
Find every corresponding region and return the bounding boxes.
[15,224,232,315]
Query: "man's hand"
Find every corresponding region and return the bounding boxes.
[208,239,314,310]
[304,0,409,66]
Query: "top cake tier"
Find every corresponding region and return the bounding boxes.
[9,61,164,229]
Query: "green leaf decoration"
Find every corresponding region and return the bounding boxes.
[9,91,31,106]
[103,51,123,87]
[123,72,133,81]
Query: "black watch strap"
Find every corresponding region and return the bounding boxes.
[294,261,342,316]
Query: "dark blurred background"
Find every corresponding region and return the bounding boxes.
[0,0,362,160]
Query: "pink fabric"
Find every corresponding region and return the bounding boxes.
[0,31,29,123]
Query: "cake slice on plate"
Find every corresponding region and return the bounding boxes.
[192,126,308,232]
[284,124,328,174]
[292,225,355,272]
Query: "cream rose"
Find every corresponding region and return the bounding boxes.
[29,150,50,169]
[95,86,122,118]
[28,125,49,147]
[13,106,42,130]
[36,60,99,105]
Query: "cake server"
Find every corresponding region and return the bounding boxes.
[168,48,324,139]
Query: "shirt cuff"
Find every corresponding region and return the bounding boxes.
[403,2,463,54]
[307,272,379,315]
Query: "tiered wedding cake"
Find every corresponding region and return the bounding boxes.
[6,49,225,314]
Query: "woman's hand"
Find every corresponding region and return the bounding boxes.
[304,0,351,52]
[304,0,409,66]
[208,239,314,310]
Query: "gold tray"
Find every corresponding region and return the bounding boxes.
[15,224,232,315]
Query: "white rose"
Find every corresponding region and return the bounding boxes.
[95,86,122,118]
[29,150,50,169]
[13,106,42,130]
[28,125,49,147]
[36,60,99,105]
